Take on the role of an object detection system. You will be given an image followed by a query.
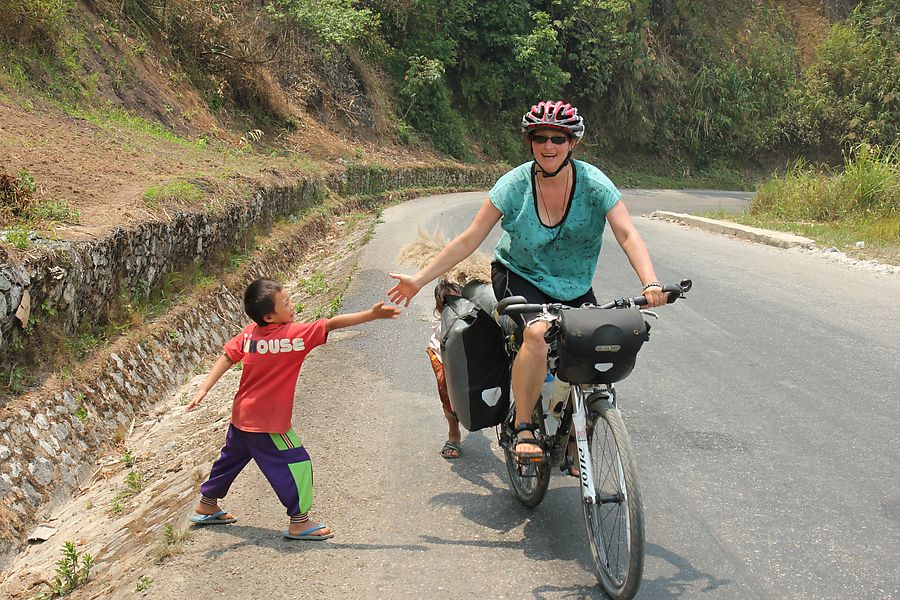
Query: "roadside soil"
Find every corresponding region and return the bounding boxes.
[0,96,437,242]
[0,211,376,599]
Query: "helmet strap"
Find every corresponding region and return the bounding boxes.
[533,149,573,178]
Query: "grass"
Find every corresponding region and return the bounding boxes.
[144,180,205,208]
[1,169,79,244]
[26,199,79,222]
[696,142,899,265]
[299,273,328,295]
[698,210,899,264]
[63,104,206,149]
[150,523,192,564]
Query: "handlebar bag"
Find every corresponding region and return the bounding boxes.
[440,285,511,431]
[556,307,649,384]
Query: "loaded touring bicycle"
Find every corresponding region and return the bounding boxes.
[439,278,692,599]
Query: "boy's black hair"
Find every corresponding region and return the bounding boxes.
[433,279,463,316]
[244,279,283,326]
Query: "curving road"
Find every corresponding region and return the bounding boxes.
[146,190,900,600]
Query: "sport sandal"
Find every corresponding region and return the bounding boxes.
[513,423,544,462]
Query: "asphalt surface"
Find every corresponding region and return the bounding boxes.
[145,190,899,600]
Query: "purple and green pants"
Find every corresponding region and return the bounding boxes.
[200,424,313,517]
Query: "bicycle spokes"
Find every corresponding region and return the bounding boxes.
[580,396,644,599]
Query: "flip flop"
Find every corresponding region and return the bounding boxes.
[189,510,237,525]
[282,524,334,541]
[440,440,462,459]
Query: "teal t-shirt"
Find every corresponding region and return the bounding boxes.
[489,160,622,300]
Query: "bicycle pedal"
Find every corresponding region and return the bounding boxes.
[515,454,546,465]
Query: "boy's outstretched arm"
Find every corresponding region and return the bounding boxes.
[185,353,235,411]
[326,301,401,332]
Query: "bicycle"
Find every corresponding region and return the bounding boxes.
[494,279,692,600]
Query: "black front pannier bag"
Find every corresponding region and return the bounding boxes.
[556,307,650,384]
[440,284,511,432]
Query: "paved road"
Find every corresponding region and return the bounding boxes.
[147,190,899,599]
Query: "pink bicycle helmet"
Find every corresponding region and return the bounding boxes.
[521,100,585,139]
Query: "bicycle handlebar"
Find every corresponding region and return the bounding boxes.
[497,279,692,316]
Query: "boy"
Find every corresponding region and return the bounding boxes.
[185,278,400,540]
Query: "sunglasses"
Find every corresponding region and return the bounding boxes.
[531,134,570,145]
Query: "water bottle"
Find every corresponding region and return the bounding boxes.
[549,377,571,419]
[540,373,561,436]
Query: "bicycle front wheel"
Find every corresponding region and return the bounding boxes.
[581,398,644,599]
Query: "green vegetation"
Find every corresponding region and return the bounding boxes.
[792,1,898,149]
[1,168,79,250]
[66,105,207,148]
[64,331,103,360]
[753,143,897,221]
[371,0,897,167]
[299,273,328,295]
[151,523,192,564]
[136,576,154,592]
[36,541,94,600]
[267,0,378,52]
[5,0,894,174]
[702,142,899,263]
[125,470,143,494]
[144,180,205,208]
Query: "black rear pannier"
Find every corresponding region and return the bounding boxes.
[556,307,649,384]
[440,283,511,431]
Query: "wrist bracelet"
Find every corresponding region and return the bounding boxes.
[641,281,661,292]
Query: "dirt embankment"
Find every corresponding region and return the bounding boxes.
[0,205,374,599]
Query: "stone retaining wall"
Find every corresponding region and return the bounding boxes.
[0,164,502,568]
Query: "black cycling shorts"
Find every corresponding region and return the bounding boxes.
[491,261,597,332]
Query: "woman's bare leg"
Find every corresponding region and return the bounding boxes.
[512,320,549,454]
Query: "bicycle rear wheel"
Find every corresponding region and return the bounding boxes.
[501,403,551,507]
[581,397,644,599]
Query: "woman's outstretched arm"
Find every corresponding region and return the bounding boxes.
[388,198,502,306]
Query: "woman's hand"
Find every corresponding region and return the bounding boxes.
[641,284,667,308]
[387,273,421,307]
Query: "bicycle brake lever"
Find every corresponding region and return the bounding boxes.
[640,309,659,319]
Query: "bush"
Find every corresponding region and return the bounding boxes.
[0,0,73,48]
[793,1,899,148]
[268,0,378,51]
[752,142,898,221]
[399,56,473,161]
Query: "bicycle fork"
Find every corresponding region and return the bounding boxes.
[572,385,624,505]
[571,385,598,504]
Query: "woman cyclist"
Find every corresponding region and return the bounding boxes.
[387,100,667,462]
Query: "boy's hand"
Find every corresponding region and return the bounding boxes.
[185,390,206,411]
[370,301,401,320]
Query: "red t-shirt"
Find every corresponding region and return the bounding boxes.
[223,319,328,434]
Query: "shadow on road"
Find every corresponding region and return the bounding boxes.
[424,428,597,573]
[530,583,608,599]
[198,525,429,560]
[640,542,732,598]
